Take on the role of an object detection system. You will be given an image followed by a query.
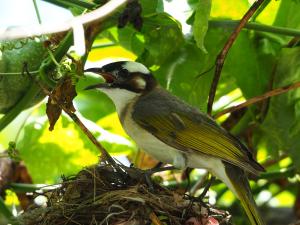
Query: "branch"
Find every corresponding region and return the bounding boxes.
[209,20,300,37]
[207,0,265,115]
[0,0,129,40]
[214,81,300,118]
[24,68,116,167]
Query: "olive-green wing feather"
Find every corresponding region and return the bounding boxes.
[132,87,264,174]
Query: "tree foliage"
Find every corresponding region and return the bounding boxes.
[1,0,300,224]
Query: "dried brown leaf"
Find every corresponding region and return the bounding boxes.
[46,77,77,131]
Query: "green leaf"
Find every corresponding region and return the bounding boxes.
[117,27,145,56]
[193,0,212,53]
[226,31,273,99]
[138,13,184,67]
[0,39,47,113]
[210,0,249,19]
[156,0,164,13]
[259,47,300,169]
[17,115,99,183]
[140,0,163,16]
[273,0,300,29]
[75,75,115,121]
[154,27,231,111]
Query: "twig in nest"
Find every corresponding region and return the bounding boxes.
[214,81,300,118]
[207,0,266,115]
[149,212,164,225]
[19,162,231,225]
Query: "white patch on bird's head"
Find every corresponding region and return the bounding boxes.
[122,61,150,74]
[132,76,146,90]
[99,87,140,115]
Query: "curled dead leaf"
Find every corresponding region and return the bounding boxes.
[46,77,77,131]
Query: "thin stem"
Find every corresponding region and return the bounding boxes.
[259,167,295,180]
[262,154,288,168]
[33,0,42,24]
[14,112,32,143]
[0,70,39,75]
[47,48,61,67]
[91,42,115,49]
[9,183,46,193]
[207,0,266,115]
[214,81,300,118]
[39,31,73,88]
[198,176,216,199]
[209,20,300,37]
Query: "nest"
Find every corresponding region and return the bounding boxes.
[18,162,230,225]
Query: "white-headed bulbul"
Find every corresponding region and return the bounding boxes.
[85,61,265,225]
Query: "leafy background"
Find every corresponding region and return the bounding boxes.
[1,0,300,224]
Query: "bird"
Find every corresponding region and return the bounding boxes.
[85,61,265,225]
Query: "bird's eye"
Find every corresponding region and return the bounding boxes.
[118,68,129,78]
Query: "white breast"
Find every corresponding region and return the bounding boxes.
[98,88,183,166]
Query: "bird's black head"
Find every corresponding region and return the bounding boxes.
[85,61,157,93]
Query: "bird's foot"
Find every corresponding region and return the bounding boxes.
[128,163,175,190]
[144,165,175,190]
[198,176,216,201]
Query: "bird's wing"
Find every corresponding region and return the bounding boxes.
[132,91,264,174]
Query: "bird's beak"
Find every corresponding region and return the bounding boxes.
[84,67,115,90]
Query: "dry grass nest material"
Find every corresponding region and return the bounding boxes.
[19,162,230,225]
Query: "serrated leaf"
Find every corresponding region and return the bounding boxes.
[193,0,212,53]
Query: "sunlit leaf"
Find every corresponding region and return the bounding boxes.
[273,0,300,29]
[18,116,98,183]
[226,31,272,99]
[138,13,184,66]
[259,47,300,169]
[255,0,280,25]
[75,75,115,121]
[210,0,249,19]
[192,0,212,53]
[155,27,231,111]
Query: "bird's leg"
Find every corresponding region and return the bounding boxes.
[127,163,175,189]
[183,168,193,193]
[144,165,176,190]
[198,176,216,200]
[152,161,164,170]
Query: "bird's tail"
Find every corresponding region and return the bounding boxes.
[224,163,265,225]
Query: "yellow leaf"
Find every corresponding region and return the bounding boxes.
[88,46,136,62]
[97,112,128,137]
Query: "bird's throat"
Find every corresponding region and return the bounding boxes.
[100,87,140,116]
